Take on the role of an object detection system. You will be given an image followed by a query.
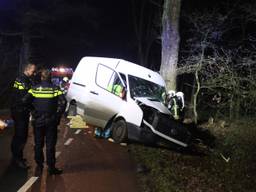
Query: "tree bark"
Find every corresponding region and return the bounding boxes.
[160,0,181,91]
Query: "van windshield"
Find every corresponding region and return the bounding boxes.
[128,75,166,102]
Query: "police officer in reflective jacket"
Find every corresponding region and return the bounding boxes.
[11,63,36,169]
[23,69,66,175]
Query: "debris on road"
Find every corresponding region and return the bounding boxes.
[67,115,88,129]
[108,138,114,143]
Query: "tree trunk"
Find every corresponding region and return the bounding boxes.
[160,0,181,91]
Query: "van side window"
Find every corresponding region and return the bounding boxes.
[96,64,124,97]
[96,64,115,89]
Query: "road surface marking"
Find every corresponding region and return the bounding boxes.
[55,151,61,158]
[120,143,127,146]
[75,129,81,134]
[17,177,38,192]
[64,138,74,146]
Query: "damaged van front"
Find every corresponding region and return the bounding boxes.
[117,74,191,148]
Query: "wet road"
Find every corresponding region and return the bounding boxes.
[0,116,138,192]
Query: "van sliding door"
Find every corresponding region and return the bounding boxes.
[86,64,126,128]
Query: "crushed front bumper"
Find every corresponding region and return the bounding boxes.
[130,104,191,147]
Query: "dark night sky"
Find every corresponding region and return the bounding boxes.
[0,0,254,68]
[0,0,136,67]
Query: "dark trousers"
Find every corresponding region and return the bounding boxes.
[11,110,30,161]
[33,121,57,168]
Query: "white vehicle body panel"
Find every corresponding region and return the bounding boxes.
[117,99,143,127]
[66,56,166,128]
[135,97,171,115]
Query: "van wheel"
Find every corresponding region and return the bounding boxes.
[68,103,77,116]
[112,120,128,143]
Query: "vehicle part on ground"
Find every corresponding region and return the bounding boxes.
[67,115,87,128]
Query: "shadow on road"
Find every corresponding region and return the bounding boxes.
[0,164,28,192]
[30,172,66,192]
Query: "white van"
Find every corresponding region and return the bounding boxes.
[66,57,190,147]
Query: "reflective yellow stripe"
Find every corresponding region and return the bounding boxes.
[13,81,25,90]
[30,91,56,98]
[14,81,23,85]
[18,86,25,90]
[56,90,63,96]
[32,93,56,98]
[34,88,55,92]
[35,87,54,91]
[173,99,179,120]
[31,90,57,94]
[28,88,63,98]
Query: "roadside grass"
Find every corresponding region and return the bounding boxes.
[129,118,256,192]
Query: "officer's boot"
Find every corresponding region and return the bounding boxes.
[48,167,63,175]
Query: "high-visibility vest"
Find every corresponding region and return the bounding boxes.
[107,84,123,97]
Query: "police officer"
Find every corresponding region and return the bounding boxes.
[166,90,185,121]
[23,69,66,175]
[59,76,69,94]
[11,63,36,169]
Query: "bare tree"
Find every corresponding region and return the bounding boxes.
[178,6,256,122]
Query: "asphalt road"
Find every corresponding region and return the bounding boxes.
[0,115,139,192]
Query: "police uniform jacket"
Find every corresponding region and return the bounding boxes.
[22,81,67,127]
[11,74,33,112]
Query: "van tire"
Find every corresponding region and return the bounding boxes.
[68,103,77,116]
[112,119,128,143]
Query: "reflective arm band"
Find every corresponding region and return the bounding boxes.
[56,90,63,96]
[13,81,25,90]
[173,99,179,120]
